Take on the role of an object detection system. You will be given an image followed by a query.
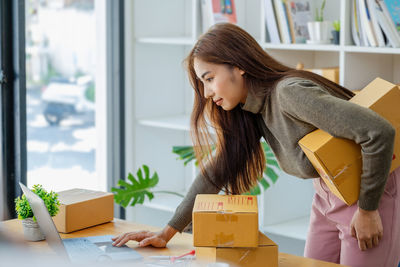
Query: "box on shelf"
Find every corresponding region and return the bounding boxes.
[296,63,339,84]
[196,231,278,267]
[306,67,339,84]
[299,78,400,205]
[53,189,114,233]
[193,194,258,248]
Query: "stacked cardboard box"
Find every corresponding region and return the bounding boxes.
[193,194,278,267]
[299,78,400,205]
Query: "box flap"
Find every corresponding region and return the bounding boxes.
[258,232,277,247]
[193,194,258,213]
[298,129,333,153]
[57,189,113,205]
[349,78,396,107]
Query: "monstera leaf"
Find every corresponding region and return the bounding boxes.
[172,146,197,166]
[173,141,280,196]
[111,165,184,208]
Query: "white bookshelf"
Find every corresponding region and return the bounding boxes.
[124,0,400,256]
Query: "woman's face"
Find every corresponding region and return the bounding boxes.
[193,58,247,111]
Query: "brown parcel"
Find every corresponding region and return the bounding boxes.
[306,67,339,84]
[196,231,278,267]
[299,78,400,205]
[193,194,258,248]
[53,188,114,233]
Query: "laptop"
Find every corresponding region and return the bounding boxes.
[19,182,143,263]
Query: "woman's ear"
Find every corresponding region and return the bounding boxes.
[238,68,245,76]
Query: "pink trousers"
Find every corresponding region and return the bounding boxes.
[304,167,400,267]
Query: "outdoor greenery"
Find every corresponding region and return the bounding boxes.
[315,0,326,22]
[85,82,95,102]
[15,184,60,221]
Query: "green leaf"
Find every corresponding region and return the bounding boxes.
[264,167,279,184]
[111,165,161,208]
[266,159,280,169]
[259,177,270,190]
[249,184,261,195]
[172,146,198,166]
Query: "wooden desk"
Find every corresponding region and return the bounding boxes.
[0,218,346,267]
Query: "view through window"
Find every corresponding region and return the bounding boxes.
[26,0,101,191]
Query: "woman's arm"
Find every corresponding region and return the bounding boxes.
[277,78,395,250]
[277,79,395,210]
[112,167,220,247]
[167,167,220,232]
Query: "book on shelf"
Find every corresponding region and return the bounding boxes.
[366,0,386,46]
[376,0,400,47]
[351,0,362,45]
[359,0,378,46]
[382,0,400,35]
[201,0,237,33]
[357,0,370,46]
[273,0,292,44]
[264,0,282,43]
[352,0,400,47]
[285,0,312,44]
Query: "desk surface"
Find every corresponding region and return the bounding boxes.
[0,218,346,267]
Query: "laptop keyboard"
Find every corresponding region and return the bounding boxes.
[63,238,103,262]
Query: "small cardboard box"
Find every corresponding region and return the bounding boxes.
[299,78,400,205]
[53,188,114,233]
[306,67,339,84]
[193,194,258,248]
[196,232,278,267]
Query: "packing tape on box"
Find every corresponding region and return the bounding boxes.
[212,232,235,247]
[216,212,238,222]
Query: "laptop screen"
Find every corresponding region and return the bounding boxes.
[19,182,69,260]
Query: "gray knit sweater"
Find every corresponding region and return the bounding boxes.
[168,77,395,232]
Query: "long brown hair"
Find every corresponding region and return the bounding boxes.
[185,23,354,195]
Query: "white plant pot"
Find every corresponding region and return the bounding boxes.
[22,218,45,241]
[307,21,331,44]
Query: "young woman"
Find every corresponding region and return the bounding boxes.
[112,23,400,267]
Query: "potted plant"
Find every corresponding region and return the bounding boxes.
[112,141,280,210]
[15,184,60,241]
[307,0,331,44]
[332,20,340,45]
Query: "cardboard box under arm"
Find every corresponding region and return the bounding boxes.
[192,194,258,248]
[298,78,400,206]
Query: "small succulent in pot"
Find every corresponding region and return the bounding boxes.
[15,184,60,241]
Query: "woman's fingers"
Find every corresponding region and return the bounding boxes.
[112,231,151,247]
[358,239,367,251]
[372,235,380,247]
[139,236,167,248]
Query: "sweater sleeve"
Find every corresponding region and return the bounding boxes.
[277,78,395,210]
[167,168,220,232]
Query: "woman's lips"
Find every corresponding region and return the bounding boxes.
[215,98,223,106]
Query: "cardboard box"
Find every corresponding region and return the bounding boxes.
[196,232,278,267]
[299,78,400,205]
[193,194,258,248]
[53,189,114,233]
[306,67,339,84]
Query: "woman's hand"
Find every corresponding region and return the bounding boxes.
[350,207,383,251]
[112,225,178,248]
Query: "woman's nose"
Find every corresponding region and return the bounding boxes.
[204,86,214,99]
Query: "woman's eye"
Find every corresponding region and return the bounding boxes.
[206,77,213,82]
